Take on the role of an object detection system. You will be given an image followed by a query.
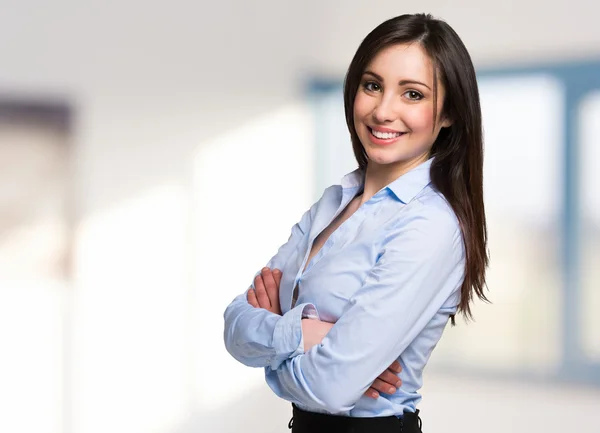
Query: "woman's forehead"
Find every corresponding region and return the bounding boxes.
[365,43,435,85]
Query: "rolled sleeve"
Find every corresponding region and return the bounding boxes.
[223,197,321,368]
[270,302,318,369]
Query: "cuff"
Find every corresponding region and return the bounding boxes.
[270,302,318,369]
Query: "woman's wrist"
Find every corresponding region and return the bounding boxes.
[301,319,334,351]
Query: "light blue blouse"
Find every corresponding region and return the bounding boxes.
[223,158,465,417]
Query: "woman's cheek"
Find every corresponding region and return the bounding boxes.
[353,93,371,118]
[406,105,435,131]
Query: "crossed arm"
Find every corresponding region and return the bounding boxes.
[247,267,403,399]
[223,194,462,411]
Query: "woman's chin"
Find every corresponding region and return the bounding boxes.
[365,148,429,170]
[365,152,404,167]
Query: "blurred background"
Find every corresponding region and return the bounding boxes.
[0,1,598,432]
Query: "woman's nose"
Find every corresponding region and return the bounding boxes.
[372,96,397,123]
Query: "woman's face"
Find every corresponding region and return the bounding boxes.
[353,43,451,173]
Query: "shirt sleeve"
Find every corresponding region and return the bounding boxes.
[264,206,465,413]
[223,195,324,369]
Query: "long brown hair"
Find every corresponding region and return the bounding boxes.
[343,13,489,321]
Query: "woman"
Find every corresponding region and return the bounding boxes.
[223,13,488,433]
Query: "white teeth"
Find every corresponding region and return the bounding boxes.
[371,129,401,139]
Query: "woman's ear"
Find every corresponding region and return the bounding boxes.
[440,115,453,128]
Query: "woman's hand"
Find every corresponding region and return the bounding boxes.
[364,361,403,399]
[247,267,282,315]
[248,268,402,399]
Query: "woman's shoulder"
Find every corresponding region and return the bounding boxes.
[408,185,459,228]
[387,186,463,252]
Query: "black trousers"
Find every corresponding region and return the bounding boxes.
[289,404,423,433]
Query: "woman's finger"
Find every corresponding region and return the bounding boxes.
[262,268,279,309]
[364,387,379,399]
[370,378,397,395]
[378,369,402,388]
[273,268,282,287]
[388,360,402,373]
[271,269,282,314]
[254,274,271,309]
[247,289,259,308]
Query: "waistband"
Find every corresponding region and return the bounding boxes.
[289,403,423,433]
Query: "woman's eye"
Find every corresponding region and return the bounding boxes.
[363,81,381,92]
[404,90,423,100]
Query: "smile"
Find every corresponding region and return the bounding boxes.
[368,127,406,143]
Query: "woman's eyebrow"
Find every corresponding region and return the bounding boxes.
[398,79,431,90]
[363,70,431,91]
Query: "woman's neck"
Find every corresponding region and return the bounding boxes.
[360,156,429,204]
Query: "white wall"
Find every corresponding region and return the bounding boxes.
[310,0,600,74]
[0,1,598,433]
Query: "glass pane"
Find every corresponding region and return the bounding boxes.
[579,92,600,363]
[313,89,357,195]
[423,74,564,374]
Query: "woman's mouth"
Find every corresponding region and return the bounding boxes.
[368,127,406,144]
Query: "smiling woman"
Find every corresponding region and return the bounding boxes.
[223,13,488,433]
[353,43,452,174]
